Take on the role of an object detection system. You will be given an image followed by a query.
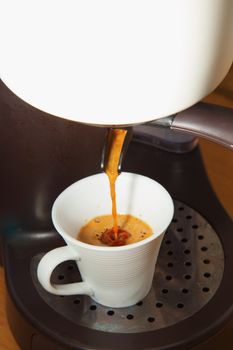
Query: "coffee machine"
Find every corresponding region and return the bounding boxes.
[1,1,233,349]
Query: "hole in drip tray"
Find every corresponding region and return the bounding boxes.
[186,215,192,219]
[156,302,163,308]
[185,261,192,267]
[177,303,184,308]
[177,228,183,232]
[73,299,80,304]
[182,288,189,294]
[201,246,208,251]
[148,317,155,323]
[127,314,134,320]
[198,235,204,240]
[137,301,143,306]
[184,274,192,280]
[203,259,210,264]
[179,207,184,211]
[181,238,188,243]
[184,249,191,255]
[107,310,115,316]
[202,287,210,293]
[167,251,173,256]
[172,218,178,223]
[58,275,65,280]
[90,305,97,310]
[192,225,198,229]
[166,275,172,281]
[67,264,74,270]
[165,240,171,245]
[167,262,174,268]
[162,289,168,294]
[204,272,211,278]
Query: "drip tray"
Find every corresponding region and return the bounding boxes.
[31,200,224,334]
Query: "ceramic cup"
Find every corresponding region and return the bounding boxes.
[37,172,174,308]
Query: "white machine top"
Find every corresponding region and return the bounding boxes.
[1,0,232,125]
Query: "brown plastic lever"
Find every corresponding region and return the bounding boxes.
[171,102,233,150]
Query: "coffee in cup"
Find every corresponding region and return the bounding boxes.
[77,214,153,246]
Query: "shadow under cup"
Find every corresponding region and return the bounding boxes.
[38,172,174,308]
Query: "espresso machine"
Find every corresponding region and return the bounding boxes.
[1,1,233,349]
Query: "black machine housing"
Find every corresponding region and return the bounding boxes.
[0,80,233,350]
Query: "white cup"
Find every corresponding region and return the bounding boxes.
[37,172,174,308]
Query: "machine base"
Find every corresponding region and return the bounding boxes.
[3,141,233,350]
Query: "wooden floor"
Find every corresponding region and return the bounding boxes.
[0,66,232,349]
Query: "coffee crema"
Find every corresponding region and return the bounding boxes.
[77,214,153,246]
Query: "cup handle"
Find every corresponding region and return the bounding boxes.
[37,246,94,296]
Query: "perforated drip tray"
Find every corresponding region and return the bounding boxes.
[31,200,224,334]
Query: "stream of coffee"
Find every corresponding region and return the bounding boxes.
[104,129,127,240]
